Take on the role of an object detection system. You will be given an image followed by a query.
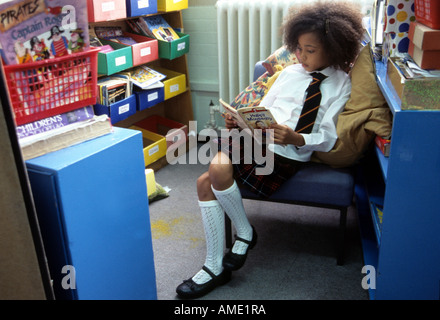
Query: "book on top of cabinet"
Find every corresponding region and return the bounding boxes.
[0,0,90,65]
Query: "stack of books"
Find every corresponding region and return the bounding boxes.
[16,106,113,160]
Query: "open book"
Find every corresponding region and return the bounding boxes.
[219,99,277,134]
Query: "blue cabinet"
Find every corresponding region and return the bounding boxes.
[355,61,440,299]
[26,127,157,300]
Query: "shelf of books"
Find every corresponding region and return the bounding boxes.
[0,0,193,166]
[89,5,194,168]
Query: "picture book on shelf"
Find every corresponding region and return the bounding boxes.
[98,75,132,106]
[131,15,180,42]
[219,99,277,134]
[129,65,166,90]
[0,0,90,65]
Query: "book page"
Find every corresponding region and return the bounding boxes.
[219,99,248,130]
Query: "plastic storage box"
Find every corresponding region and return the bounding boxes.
[157,0,188,12]
[126,0,158,17]
[129,125,167,166]
[88,0,127,22]
[94,94,137,123]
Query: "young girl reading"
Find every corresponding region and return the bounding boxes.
[176,1,365,299]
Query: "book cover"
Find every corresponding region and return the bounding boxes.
[16,105,94,139]
[375,135,390,157]
[0,0,90,65]
[139,15,180,42]
[98,76,131,106]
[19,114,113,160]
[219,98,277,133]
[129,65,166,90]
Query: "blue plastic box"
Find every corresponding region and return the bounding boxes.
[134,87,164,111]
[94,94,137,124]
[126,0,157,17]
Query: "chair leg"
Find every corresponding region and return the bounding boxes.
[225,214,232,249]
[337,207,348,266]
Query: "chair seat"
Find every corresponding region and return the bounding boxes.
[239,162,355,208]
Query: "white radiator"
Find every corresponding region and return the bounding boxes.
[216,0,372,103]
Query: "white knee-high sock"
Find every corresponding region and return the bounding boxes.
[192,200,225,284]
[211,181,253,255]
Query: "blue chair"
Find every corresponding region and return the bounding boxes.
[225,62,355,265]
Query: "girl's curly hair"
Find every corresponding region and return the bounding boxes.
[282,1,365,70]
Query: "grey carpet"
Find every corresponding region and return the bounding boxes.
[148,146,369,300]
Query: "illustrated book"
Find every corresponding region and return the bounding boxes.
[219,99,277,134]
[19,114,113,160]
[16,105,94,139]
[98,75,132,106]
[129,65,166,90]
[131,15,180,42]
[0,0,90,65]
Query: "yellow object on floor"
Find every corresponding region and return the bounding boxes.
[145,168,157,196]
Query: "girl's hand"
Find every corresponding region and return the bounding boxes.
[224,113,239,130]
[269,124,305,147]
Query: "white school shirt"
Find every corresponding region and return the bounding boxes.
[259,63,351,162]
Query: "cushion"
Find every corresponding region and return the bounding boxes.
[262,46,299,76]
[229,71,271,110]
[311,45,393,167]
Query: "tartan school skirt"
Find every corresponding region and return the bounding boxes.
[217,135,303,198]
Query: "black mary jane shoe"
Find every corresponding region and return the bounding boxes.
[223,226,257,271]
[176,266,232,299]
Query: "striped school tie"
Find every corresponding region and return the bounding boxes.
[295,72,327,134]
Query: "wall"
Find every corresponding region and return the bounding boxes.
[183,0,223,134]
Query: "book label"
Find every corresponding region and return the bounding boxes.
[138,0,150,9]
[102,1,115,12]
[149,144,159,156]
[170,84,179,92]
[177,42,185,51]
[115,56,126,66]
[140,47,151,57]
[118,103,130,114]
[148,92,158,101]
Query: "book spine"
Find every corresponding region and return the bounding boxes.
[375,135,390,157]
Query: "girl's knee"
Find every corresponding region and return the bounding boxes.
[197,172,215,201]
[209,162,234,191]
[197,172,211,190]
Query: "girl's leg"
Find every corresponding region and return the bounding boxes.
[189,151,240,284]
[189,152,231,285]
[209,152,253,255]
[191,197,225,284]
[176,168,229,299]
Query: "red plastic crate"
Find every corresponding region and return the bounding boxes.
[3,48,99,126]
[415,0,440,29]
